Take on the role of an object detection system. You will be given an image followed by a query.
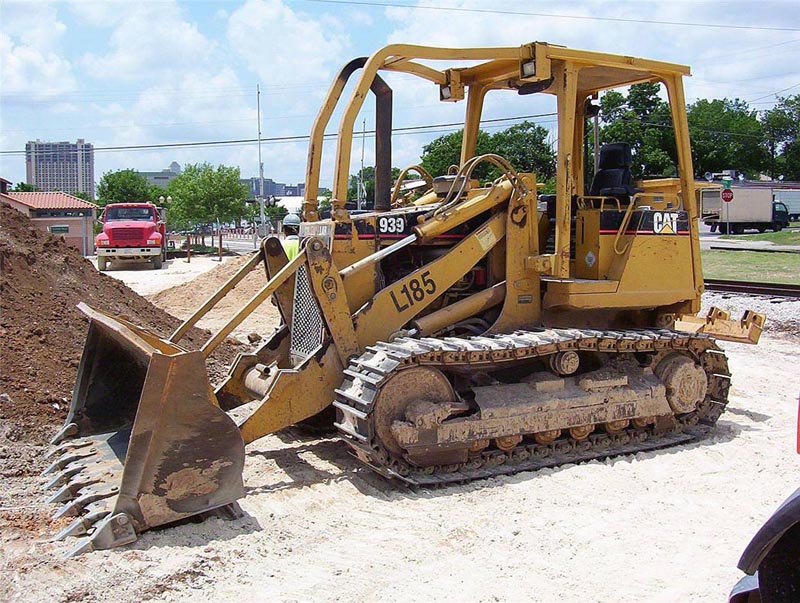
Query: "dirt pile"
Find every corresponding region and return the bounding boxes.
[0,203,240,446]
[149,253,280,338]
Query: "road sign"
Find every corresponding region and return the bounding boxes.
[721,188,734,203]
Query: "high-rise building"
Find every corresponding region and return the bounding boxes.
[25,139,95,199]
[241,177,304,199]
[140,161,182,188]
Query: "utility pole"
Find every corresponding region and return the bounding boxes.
[257,85,266,236]
[593,112,600,173]
[357,117,366,211]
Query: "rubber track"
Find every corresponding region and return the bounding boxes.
[334,328,731,486]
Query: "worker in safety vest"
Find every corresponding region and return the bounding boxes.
[282,213,301,259]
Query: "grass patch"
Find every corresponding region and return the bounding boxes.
[702,249,800,284]
[719,230,800,245]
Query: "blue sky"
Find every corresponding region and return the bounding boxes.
[1,0,798,191]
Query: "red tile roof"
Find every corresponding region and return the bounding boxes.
[1,191,97,210]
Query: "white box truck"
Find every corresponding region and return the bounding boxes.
[700,186,790,234]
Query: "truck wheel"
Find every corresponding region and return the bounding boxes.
[773,222,784,232]
[758,226,767,233]
[718,223,728,235]
[153,255,163,269]
[98,256,108,271]
[732,224,745,235]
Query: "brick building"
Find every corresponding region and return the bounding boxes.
[1,190,97,255]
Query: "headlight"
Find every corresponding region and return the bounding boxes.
[147,239,158,245]
[98,239,110,246]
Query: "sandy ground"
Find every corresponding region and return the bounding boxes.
[2,257,799,602]
[89,256,236,297]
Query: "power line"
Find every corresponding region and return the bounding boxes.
[3,107,770,160]
[747,82,800,103]
[2,118,256,134]
[295,0,800,32]
[692,38,800,65]
[0,112,558,156]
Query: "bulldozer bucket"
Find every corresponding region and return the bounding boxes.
[45,303,244,556]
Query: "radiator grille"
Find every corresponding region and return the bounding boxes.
[112,228,147,241]
[290,264,325,360]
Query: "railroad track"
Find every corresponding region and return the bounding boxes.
[704,279,800,298]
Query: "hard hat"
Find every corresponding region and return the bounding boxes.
[283,213,301,226]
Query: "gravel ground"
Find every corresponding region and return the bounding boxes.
[3,335,797,603]
[702,291,800,337]
[2,255,798,602]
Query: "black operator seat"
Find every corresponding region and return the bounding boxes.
[589,142,643,201]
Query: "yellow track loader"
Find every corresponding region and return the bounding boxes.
[46,42,764,555]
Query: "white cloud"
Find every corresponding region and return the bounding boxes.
[375,0,800,170]
[81,2,215,82]
[0,2,76,95]
[67,0,125,27]
[226,0,349,90]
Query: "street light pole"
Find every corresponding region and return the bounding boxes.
[257,84,266,236]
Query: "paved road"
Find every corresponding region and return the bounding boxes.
[222,236,261,254]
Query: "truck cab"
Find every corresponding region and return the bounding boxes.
[95,203,166,271]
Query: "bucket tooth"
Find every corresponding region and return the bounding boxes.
[45,457,122,503]
[47,483,81,504]
[64,513,138,558]
[44,438,92,461]
[52,510,109,541]
[52,501,112,542]
[43,465,84,490]
[42,448,97,476]
[65,537,97,558]
[50,422,78,446]
[52,485,119,520]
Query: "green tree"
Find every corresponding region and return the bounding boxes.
[762,94,800,180]
[72,191,93,202]
[420,123,554,183]
[348,165,376,205]
[166,163,248,230]
[686,98,767,178]
[96,169,157,207]
[489,121,555,180]
[598,83,677,178]
[318,188,332,212]
[346,167,404,206]
[420,130,494,180]
[266,204,289,221]
[12,182,37,192]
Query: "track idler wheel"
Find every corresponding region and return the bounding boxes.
[604,419,630,434]
[655,353,708,414]
[495,435,522,452]
[549,351,580,376]
[377,366,457,456]
[533,429,561,445]
[468,439,490,453]
[569,424,594,441]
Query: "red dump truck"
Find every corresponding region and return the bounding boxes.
[95,203,166,271]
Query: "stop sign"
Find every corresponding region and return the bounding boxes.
[721,188,734,203]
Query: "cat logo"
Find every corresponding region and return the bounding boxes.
[653,212,678,234]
